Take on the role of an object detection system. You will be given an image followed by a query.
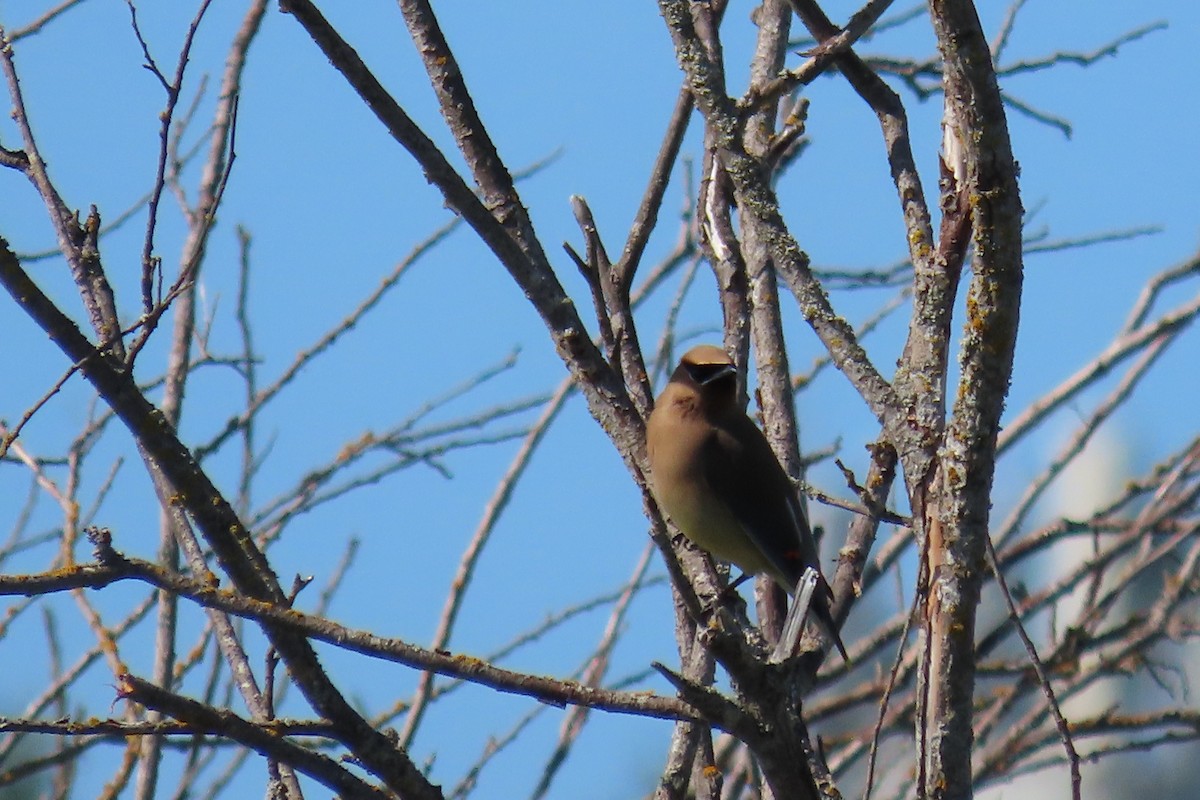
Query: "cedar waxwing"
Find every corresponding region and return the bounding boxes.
[646,344,847,660]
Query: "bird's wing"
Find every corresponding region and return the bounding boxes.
[700,418,814,587]
[703,417,849,661]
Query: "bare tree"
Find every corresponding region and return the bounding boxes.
[1,2,1197,799]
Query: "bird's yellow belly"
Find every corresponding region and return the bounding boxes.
[652,470,772,578]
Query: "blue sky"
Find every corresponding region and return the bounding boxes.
[2,2,1199,798]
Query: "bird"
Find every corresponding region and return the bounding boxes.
[646,344,847,660]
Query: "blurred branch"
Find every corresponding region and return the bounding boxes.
[998,258,1200,456]
[0,532,701,725]
[397,376,572,748]
[994,21,1167,78]
[0,235,440,798]
[195,216,459,462]
[281,0,643,468]
[116,673,385,800]
[529,541,658,799]
[4,0,89,41]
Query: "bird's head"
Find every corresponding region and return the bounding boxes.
[672,345,738,415]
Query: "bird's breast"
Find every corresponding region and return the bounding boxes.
[648,438,773,578]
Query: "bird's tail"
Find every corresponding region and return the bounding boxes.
[770,569,849,663]
[812,587,849,663]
